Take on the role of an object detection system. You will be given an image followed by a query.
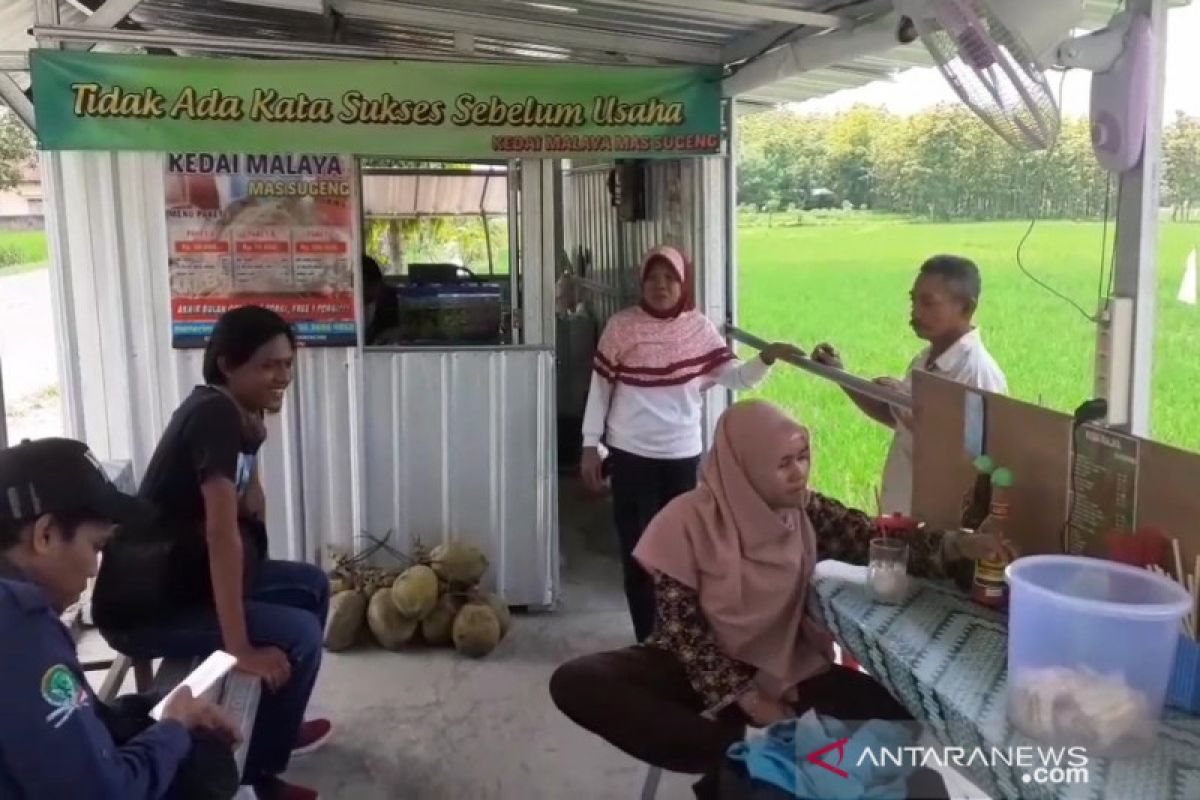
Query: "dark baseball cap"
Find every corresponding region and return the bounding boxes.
[0,438,148,526]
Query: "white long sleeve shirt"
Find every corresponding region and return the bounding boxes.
[581,357,772,460]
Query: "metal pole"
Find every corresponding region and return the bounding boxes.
[1110,0,1167,437]
[723,98,739,403]
[0,356,8,449]
[726,325,912,409]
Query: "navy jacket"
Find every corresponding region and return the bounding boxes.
[0,562,190,799]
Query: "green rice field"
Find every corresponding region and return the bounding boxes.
[0,230,48,274]
[738,213,1200,511]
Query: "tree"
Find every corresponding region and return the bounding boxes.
[824,105,888,208]
[0,110,34,192]
[1163,112,1200,221]
[735,104,1126,223]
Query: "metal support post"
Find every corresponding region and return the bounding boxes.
[1109,0,1168,437]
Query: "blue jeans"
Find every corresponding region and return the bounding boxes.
[104,559,330,784]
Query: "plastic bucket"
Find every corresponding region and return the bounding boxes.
[1005,555,1191,756]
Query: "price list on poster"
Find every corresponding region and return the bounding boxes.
[1065,426,1140,556]
[163,152,356,347]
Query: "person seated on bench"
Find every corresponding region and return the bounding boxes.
[93,306,331,800]
[550,400,1007,791]
[0,438,241,800]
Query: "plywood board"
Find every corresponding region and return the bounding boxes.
[982,395,1072,557]
[1137,440,1200,578]
[911,372,1200,576]
[911,370,973,531]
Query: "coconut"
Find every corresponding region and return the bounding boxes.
[421,593,462,646]
[482,593,513,639]
[430,541,489,585]
[367,588,418,650]
[324,590,367,652]
[452,602,502,658]
[328,576,349,595]
[391,565,439,619]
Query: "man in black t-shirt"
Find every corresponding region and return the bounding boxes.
[93,306,330,800]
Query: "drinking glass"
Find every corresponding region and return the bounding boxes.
[868,537,910,603]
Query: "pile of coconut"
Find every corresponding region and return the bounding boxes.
[323,537,511,659]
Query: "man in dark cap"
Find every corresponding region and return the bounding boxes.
[0,438,240,799]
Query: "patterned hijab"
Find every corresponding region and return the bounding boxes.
[592,246,733,388]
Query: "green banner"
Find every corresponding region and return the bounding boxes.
[31,50,723,159]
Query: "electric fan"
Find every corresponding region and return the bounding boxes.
[896,0,1156,172]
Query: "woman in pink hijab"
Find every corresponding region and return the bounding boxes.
[579,246,800,642]
[552,399,1004,780]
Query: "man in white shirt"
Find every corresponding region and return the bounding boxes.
[814,255,1007,516]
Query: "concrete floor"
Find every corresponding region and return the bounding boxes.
[80,476,985,799]
[282,480,701,800]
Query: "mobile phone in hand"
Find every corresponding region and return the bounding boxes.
[150,651,237,720]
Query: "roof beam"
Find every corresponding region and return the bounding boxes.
[721,22,801,64]
[579,0,844,28]
[722,13,901,97]
[81,0,145,29]
[0,73,35,132]
[330,0,723,63]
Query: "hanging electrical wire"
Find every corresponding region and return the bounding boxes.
[1014,68,1108,324]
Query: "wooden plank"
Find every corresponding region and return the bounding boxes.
[911,371,973,531]
[983,395,1072,557]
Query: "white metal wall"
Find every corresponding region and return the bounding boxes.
[563,162,685,324]
[361,348,557,607]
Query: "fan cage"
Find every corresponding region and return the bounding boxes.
[917,0,1061,152]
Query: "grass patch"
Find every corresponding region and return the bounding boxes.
[0,230,48,276]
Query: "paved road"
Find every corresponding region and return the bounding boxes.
[0,267,63,441]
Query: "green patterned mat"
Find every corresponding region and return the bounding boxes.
[810,577,1200,800]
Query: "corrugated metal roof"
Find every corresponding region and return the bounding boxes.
[362,172,509,217]
[0,1,1178,105]
[735,0,1152,106]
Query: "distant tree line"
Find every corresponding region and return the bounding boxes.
[738,105,1200,222]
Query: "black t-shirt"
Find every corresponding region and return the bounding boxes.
[93,387,266,626]
[139,385,262,525]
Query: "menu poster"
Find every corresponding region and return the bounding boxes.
[1065,425,1140,556]
[164,152,356,348]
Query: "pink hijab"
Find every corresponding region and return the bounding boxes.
[634,399,833,699]
[592,246,734,388]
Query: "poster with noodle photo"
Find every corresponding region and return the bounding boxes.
[164,152,357,348]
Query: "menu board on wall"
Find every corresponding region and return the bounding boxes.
[164,153,356,348]
[1065,425,1140,555]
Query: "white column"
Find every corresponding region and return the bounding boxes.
[1109,0,1168,436]
[694,103,735,445]
[518,159,560,348]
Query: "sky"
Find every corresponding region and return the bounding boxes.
[794,4,1200,123]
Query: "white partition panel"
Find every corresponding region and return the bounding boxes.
[362,347,558,607]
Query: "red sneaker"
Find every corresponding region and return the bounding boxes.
[292,719,333,756]
[254,777,319,800]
